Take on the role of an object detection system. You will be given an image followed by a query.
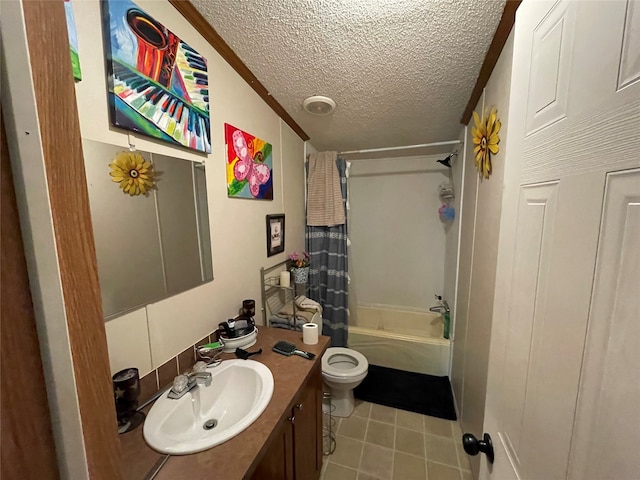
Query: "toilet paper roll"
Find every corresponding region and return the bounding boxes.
[302,323,319,345]
[280,271,290,288]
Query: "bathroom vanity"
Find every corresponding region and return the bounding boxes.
[119,326,329,480]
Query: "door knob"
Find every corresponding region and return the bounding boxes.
[462,432,494,464]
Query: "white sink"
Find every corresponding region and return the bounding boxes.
[143,359,274,455]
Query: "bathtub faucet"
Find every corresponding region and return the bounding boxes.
[429,297,450,314]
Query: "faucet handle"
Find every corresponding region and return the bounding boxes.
[192,361,208,373]
[171,375,189,395]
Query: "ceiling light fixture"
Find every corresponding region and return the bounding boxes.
[303,96,336,116]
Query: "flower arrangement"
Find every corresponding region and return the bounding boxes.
[288,251,310,283]
[288,251,310,269]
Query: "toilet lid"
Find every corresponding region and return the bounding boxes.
[322,347,368,378]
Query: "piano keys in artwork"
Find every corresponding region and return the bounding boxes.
[173,41,209,113]
[112,60,211,153]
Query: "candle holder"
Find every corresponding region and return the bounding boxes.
[242,299,256,318]
[112,367,145,434]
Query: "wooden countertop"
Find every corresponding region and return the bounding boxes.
[119,326,330,480]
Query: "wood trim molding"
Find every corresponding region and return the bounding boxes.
[460,0,522,125]
[1,111,60,480]
[21,1,123,478]
[168,0,310,142]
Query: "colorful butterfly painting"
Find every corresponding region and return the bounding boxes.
[225,124,273,199]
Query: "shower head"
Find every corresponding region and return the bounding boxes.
[436,152,458,168]
[437,156,452,168]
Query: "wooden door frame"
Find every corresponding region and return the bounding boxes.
[1,110,60,480]
[3,1,123,477]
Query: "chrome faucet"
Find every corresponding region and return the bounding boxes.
[429,295,450,314]
[167,369,212,399]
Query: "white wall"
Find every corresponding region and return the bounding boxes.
[451,31,514,476]
[72,0,306,374]
[349,155,450,311]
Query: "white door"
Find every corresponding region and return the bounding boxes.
[474,1,640,479]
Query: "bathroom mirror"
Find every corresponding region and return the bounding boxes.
[82,139,213,320]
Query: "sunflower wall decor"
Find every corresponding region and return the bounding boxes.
[109,151,154,196]
[471,108,501,179]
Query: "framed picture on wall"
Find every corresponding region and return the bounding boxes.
[102,0,211,153]
[266,214,285,257]
[64,0,82,81]
[225,123,273,200]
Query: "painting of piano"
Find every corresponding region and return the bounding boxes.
[225,124,273,200]
[102,0,211,154]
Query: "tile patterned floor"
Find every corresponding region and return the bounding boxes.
[320,400,473,480]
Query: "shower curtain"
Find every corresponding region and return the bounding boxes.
[306,154,349,347]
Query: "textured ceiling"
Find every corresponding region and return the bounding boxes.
[192,0,506,153]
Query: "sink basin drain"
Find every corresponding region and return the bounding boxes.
[203,419,217,430]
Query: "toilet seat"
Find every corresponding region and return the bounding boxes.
[322,347,368,379]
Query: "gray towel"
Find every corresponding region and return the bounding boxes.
[307,151,345,226]
[270,314,306,330]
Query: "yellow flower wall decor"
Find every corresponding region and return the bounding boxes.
[471,108,501,179]
[109,151,154,196]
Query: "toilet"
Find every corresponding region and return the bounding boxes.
[311,311,369,417]
[322,347,368,417]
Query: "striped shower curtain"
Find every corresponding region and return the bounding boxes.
[306,157,349,347]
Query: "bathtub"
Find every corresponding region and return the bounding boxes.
[348,305,450,377]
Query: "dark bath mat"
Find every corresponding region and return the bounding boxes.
[354,364,457,420]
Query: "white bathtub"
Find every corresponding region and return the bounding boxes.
[348,305,450,377]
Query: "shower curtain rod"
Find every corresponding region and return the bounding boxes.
[340,139,461,155]
[306,139,462,158]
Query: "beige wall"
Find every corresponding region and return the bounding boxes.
[451,31,514,475]
[349,156,450,311]
[72,0,306,375]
